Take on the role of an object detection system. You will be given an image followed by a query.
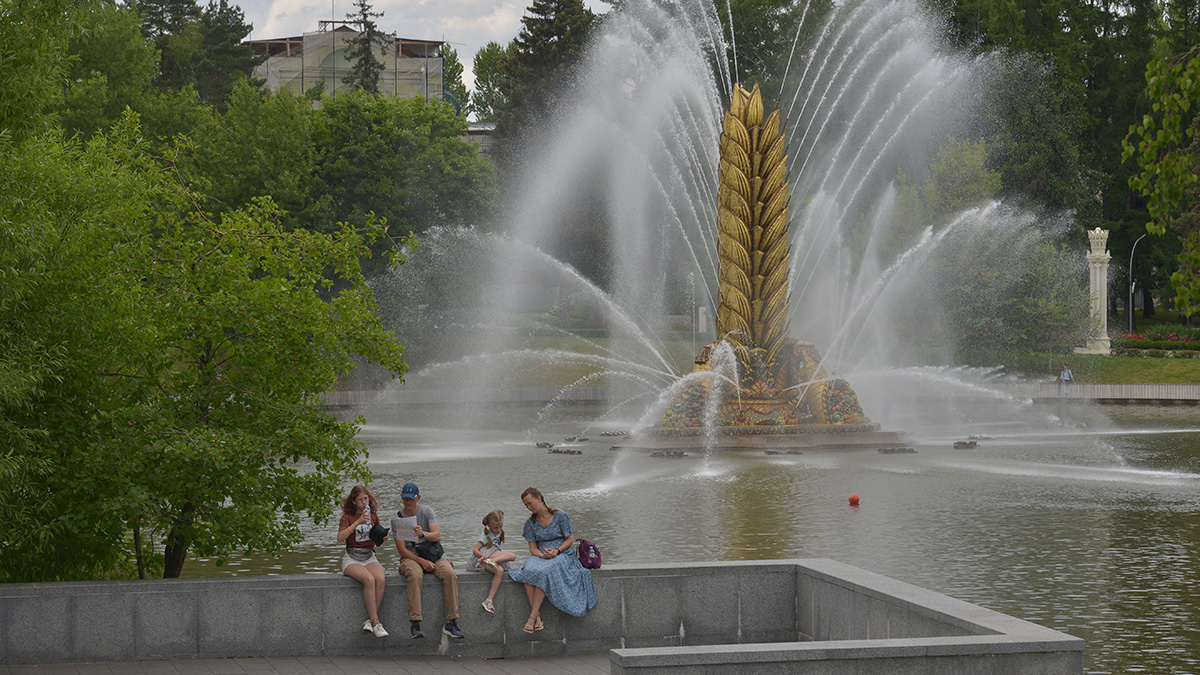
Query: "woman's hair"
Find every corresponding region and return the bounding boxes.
[482,509,505,544]
[521,487,557,520]
[342,485,379,525]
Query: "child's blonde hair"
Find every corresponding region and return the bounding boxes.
[482,509,505,544]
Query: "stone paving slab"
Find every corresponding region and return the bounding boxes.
[0,655,611,675]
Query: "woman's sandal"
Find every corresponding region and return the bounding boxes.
[533,616,544,631]
[482,599,495,614]
[523,617,537,633]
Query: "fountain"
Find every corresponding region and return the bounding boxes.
[373,0,1086,446]
[616,83,904,450]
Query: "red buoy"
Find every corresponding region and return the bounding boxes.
[849,494,860,505]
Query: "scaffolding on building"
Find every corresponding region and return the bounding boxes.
[247,22,445,101]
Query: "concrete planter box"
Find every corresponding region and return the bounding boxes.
[0,559,1082,673]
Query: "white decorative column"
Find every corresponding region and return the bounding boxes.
[1084,227,1111,354]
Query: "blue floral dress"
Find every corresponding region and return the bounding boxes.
[507,510,598,616]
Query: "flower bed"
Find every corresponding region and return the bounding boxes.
[1112,329,1200,356]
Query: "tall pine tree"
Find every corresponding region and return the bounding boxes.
[341,0,388,95]
[495,0,594,173]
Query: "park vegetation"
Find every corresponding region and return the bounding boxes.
[3,0,1200,581]
[0,0,497,581]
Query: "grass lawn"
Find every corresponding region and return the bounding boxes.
[1062,353,1200,385]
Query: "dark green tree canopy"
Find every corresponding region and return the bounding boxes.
[495,0,595,170]
[132,0,261,106]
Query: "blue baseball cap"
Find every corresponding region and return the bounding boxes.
[401,482,420,499]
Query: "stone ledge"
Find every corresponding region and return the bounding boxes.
[0,559,1083,673]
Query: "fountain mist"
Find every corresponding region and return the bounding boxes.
[372,0,1090,439]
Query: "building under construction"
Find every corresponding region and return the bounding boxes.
[247,21,447,102]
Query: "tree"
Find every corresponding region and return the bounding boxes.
[469,41,510,122]
[341,0,388,95]
[495,0,595,172]
[58,2,159,138]
[185,81,321,224]
[132,0,262,106]
[1124,47,1200,315]
[442,46,468,115]
[192,0,264,107]
[720,0,832,99]
[876,137,1002,263]
[313,90,500,248]
[133,0,202,89]
[1,0,411,582]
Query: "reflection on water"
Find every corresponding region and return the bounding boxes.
[186,404,1200,674]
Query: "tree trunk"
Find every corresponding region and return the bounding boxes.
[134,525,145,580]
[1142,287,1155,318]
[162,503,195,578]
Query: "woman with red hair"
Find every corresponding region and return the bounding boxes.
[338,485,388,637]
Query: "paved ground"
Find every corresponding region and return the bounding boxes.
[0,655,611,675]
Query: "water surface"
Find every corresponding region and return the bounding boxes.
[187,404,1200,674]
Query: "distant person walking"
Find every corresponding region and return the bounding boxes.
[1058,365,1074,395]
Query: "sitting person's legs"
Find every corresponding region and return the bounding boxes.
[399,558,425,621]
[433,558,459,620]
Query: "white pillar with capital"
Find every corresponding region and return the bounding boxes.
[1083,227,1111,354]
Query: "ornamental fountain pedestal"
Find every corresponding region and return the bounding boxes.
[616,84,904,451]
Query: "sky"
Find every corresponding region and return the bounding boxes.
[236,0,606,90]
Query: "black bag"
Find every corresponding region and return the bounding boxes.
[413,539,444,562]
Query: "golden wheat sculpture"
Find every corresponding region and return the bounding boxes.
[716,84,792,367]
[643,82,882,441]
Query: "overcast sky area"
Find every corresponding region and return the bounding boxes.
[236,0,607,90]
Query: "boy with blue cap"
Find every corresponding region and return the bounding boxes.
[392,482,464,639]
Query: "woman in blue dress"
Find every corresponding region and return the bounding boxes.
[508,487,598,632]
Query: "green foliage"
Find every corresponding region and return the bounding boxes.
[1,0,416,582]
[1123,47,1200,313]
[875,138,1001,263]
[982,55,1097,219]
[58,1,159,138]
[470,41,510,122]
[132,0,261,106]
[496,0,595,172]
[341,0,388,95]
[442,46,468,115]
[185,81,322,223]
[314,90,500,244]
[192,0,265,107]
[0,0,73,142]
[720,0,832,99]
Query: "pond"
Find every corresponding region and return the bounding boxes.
[186,403,1200,674]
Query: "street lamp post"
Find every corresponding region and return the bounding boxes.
[1129,233,1147,333]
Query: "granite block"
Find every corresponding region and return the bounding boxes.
[73,591,136,660]
[133,589,200,659]
[6,595,72,664]
[619,574,682,639]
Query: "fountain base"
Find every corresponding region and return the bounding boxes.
[612,424,907,451]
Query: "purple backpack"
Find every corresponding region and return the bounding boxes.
[577,538,601,569]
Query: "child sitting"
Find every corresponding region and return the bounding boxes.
[472,509,517,613]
